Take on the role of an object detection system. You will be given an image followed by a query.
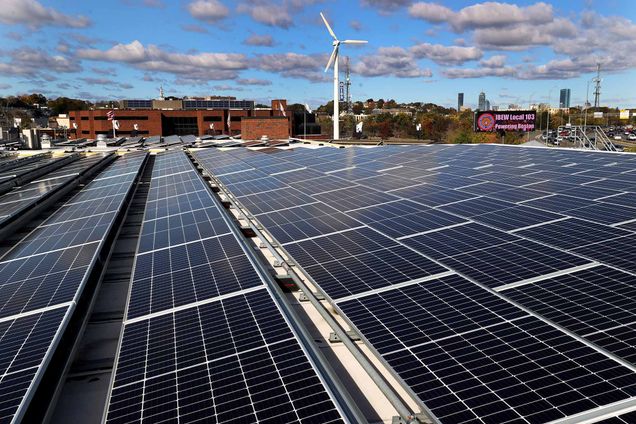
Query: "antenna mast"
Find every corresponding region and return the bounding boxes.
[159,84,165,100]
[345,56,352,114]
[593,63,601,108]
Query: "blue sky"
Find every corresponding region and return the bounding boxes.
[1,0,636,109]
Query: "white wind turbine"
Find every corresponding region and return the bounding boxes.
[321,12,367,140]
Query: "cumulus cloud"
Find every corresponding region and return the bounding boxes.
[91,67,117,76]
[408,2,454,23]
[243,34,274,46]
[0,0,90,28]
[473,18,576,50]
[479,55,507,68]
[80,77,133,90]
[353,47,433,78]
[361,0,412,12]
[254,52,330,82]
[77,40,248,82]
[442,66,517,79]
[187,0,229,23]
[212,84,244,91]
[236,0,320,28]
[0,47,81,78]
[410,42,482,65]
[409,1,553,32]
[236,78,272,85]
[237,2,293,28]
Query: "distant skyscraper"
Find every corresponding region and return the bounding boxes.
[478,92,486,110]
[559,89,571,108]
[485,100,491,111]
[458,93,464,111]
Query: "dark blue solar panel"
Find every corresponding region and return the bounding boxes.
[440,239,592,289]
[0,307,68,424]
[516,218,631,250]
[108,290,345,424]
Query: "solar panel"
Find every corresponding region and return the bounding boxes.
[0,152,148,423]
[108,150,347,424]
[440,239,592,289]
[574,235,636,275]
[107,290,345,424]
[503,265,636,361]
[192,144,636,423]
[516,218,632,249]
[0,307,69,424]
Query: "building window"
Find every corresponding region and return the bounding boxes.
[203,116,223,121]
[81,117,89,120]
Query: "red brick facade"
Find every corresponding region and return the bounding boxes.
[241,117,290,141]
[69,100,292,139]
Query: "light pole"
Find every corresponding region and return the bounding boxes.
[546,86,557,144]
[528,92,535,142]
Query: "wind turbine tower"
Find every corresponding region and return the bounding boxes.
[593,63,601,108]
[321,12,367,140]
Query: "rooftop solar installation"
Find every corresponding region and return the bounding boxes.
[104,150,347,424]
[0,153,114,233]
[192,144,636,424]
[0,151,147,424]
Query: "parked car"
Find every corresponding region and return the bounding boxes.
[628,134,636,141]
[615,135,622,140]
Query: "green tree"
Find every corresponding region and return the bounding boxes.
[47,97,92,115]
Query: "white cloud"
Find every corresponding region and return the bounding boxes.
[353,47,433,78]
[80,77,132,90]
[77,40,248,82]
[187,0,229,23]
[473,19,576,50]
[236,78,272,86]
[243,34,274,47]
[442,66,517,79]
[254,52,330,82]
[0,0,90,28]
[410,42,482,65]
[237,2,293,28]
[361,0,412,12]
[409,1,553,32]
[480,55,506,68]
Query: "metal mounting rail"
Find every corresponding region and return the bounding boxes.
[188,151,432,424]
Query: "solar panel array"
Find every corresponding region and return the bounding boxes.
[0,152,147,424]
[0,153,114,230]
[105,151,345,424]
[193,144,636,424]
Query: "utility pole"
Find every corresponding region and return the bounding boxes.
[593,63,601,108]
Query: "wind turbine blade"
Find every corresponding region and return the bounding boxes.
[342,40,368,44]
[320,12,337,40]
[324,46,338,72]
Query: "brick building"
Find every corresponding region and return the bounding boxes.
[69,99,306,140]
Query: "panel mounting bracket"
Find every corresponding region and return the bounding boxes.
[329,330,361,343]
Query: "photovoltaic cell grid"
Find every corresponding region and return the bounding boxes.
[107,150,346,424]
[194,145,636,423]
[0,307,68,423]
[126,151,263,319]
[0,152,147,424]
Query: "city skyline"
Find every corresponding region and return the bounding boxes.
[1,0,635,109]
